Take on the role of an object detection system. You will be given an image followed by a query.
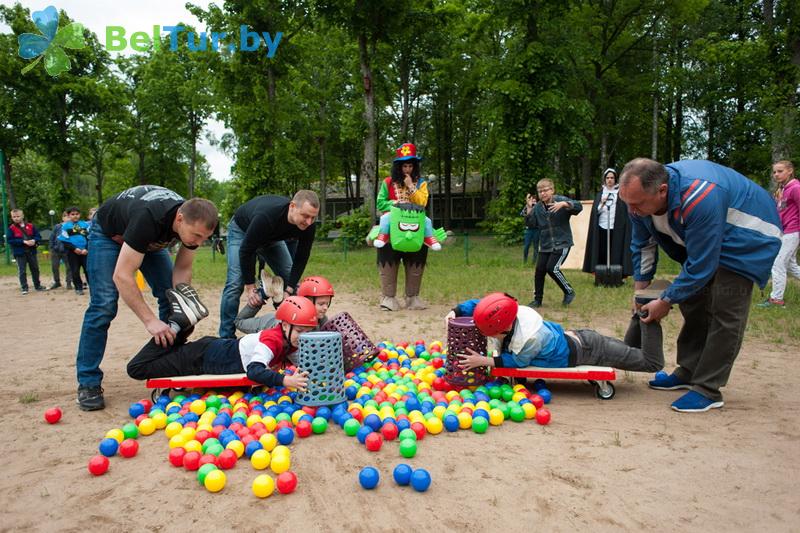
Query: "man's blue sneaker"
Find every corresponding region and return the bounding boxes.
[670,390,724,413]
[648,371,691,391]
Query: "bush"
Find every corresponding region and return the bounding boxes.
[478,196,525,245]
[334,207,374,247]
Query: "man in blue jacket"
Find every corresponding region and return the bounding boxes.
[619,158,781,412]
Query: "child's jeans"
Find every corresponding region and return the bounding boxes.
[571,315,664,372]
[15,248,41,290]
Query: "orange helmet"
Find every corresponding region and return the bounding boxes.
[275,296,318,327]
[297,276,334,298]
[473,293,518,336]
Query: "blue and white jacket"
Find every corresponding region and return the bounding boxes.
[630,160,782,303]
[58,220,90,251]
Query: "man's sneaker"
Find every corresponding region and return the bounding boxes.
[670,390,724,413]
[528,300,542,308]
[259,271,284,303]
[21,288,29,295]
[166,289,202,332]
[648,371,691,390]
[756,298,785,308]
[49,282,62,290]
[77,385,105,411]
[34,286,47,292]
[562,292,576,306]
[174,283,209,319]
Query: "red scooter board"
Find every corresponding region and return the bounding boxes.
[491,365,618,399]
[146,374,259,400]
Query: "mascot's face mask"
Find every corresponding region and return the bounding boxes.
[390,203,425,252]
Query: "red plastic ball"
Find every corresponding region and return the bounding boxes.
[44,407,62,424]
[381,423,399,441]
[217,449,238,470]
[276,420,292,431]
[169,447,186,467]
[431,358,444,369]
[199,454,217,467]
[301,406,317,416]
[139,399,153,412]
[134,414,148,425]
[88,455,109,476]
[229,422,244,432]
[119,438,139,458]
[348,409,364,422]
[410,422,426,441]
[241,435,256,446]
[276,471,298,494]
[296,420,313,438]
[194,430,211,443]
[183,421,198,429]
[365,432,383,452]
[535,408,551,425]
[378,351,389,362]
[211,425,225,438]
[182,451,201,471]
[530,395,544,409]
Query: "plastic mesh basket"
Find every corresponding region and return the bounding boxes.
[294,331,346,406]
[444,316,489,386]
[320,312,379,372]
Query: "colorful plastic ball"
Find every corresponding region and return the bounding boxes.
[44,407,62,424]
[522,403,537,419]
[311,417,328,434]
[98,437,119,457]
[206,443,225,457]
[245,440,263,458]
[443,415,460,432]
[119,438,139,458]
[410,469,432,492]
[199,454,217,467]
[227,440,246,458]
[250,449,271,470]
[343,419,361,437]
[168,447,187,467]
[399,439,417,458]
[197,463,218,485]
[138,418,156,436]
[217,449,238,470]
[295,420,312,438]
[393,464,413,486]
[270,453,291,475]
[535,408,551,425]
[259,433,278,452]
[276,427,295,445]
[87,455,109,476]
[425,417,443,435]
[538,389,552,404]
[358,467,380,490]
[356,426,373,444]
[530,395,544,409]
[128,402,145,418]
[365,432,383,452]
[204,469,226,493]
[252,474,275,498]
[488,408,504,426]
[398,428,417,442]
[472,417,489,434]
[457,412,473,429]
[363,414,382,431]
[182,451,202,471]
[121,422,139,440]
[381,423,399,441]
[105,428,125,443]
[276,471,298,494]
[509,405,526,422]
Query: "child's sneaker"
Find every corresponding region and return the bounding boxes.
[756,298,785,308]
[424,236,442,251]
[34,285,47,292]
[174,283,209,319]
[166,288,202,332]
[670,390,724,413]
[260,271,284,303]
[21,288,29,295]
[373,233,390,248]
[528,300,542,308]
[562,291,576,306]
[648,371,691,390]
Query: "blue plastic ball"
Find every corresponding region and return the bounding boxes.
[98,438,119,457]
[316,406,332,420]
[276,427,295,445]
[396,419,411,431]
[410,469,432,492]
[538,389,552,404]
[128,402,145,418]
[443,415,460,432]
[356,426,373,445]
[393,464,413,486]
[364,414,382,432]
[244,440,263,458]
[358,466,380,490]
[532,379,547,391]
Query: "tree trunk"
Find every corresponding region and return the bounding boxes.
[95,155,104,206]
[651,35,659,160]
[399,53,410,140]
[189,114,197,198]
[4,157,16,209]
[358,33,377,218]
[443,95,452,227]
[138,150,146,185]
[599,131,609,175]
[318,137,327,222]
[673,90,683,161]
[580,154,591,200]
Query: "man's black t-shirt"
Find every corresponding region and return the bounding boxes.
[233,195,316,288]
[96,186,192,253]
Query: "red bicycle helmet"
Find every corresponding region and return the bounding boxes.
[473,292,518,336]
[275,296,318,327]
[297,276,335,298]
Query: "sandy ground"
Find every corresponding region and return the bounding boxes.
[1,275,798,533]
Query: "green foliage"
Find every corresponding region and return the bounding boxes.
[333,207,373,247]
[478,195,525,245]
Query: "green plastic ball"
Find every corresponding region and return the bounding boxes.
[197,463,218,485]
[275,413,291,423]
[509,406,526,422]
[488,387,502,400]
[205,395,221,409]
[121,423,139,440]
[398,429,417,441]
[311,417,328,434]
[399,439,417,458]
[472,417,489,434]
[343,419,361,436]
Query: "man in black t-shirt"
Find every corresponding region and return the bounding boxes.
[76,185,218,411]
[218,190,319,338]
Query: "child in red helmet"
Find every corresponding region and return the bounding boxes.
[453,292,664,373]
[128,295,317,389]
[235,275,334,334]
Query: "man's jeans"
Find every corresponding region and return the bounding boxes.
[75,222,173,388]
[218,218,296,338]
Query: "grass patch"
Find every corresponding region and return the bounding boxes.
[19,391,39,404]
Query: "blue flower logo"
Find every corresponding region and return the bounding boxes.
[17,5,86,76]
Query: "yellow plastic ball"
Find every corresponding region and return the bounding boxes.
[247,414,263,428]
[250,449,271,470]
[105,428,124,443]
[204,469,226,493]
[277,395,292,404]
[432,406,447,419]
[252,474,275,498]
[458,412,473,429]
[512,392,527,403]
[475,401,492,412]
[138,418,156,436]
[262,416,277,432]
[425,417,444,435]
[259,433,278,452]
[190,399,206,416]
[488,408,505,426]
[168,434,187,449]
[183,439,203,453]
[226,440,245,458]
[164,422,183,439]
[272,445,291,458]
[522,403,537,419]
[151,412,168,429]
[291,411,305,425]
[445,391,460,402]
[270,453,291,475]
